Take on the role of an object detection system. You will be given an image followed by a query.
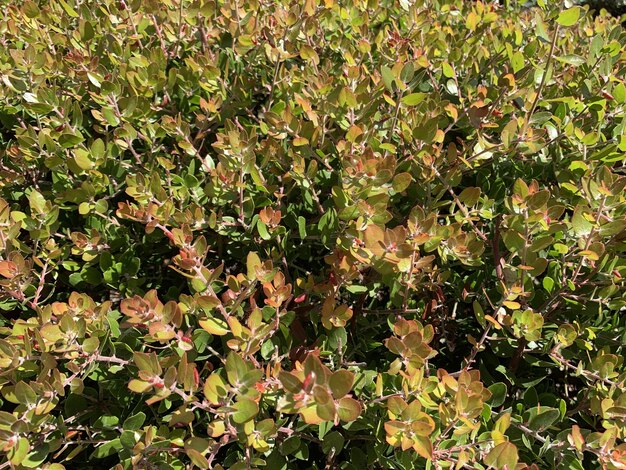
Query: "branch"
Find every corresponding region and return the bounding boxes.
[32,259,50,308]
[521,24,559,137]
[550,349,619,388]
[93,355,129,366]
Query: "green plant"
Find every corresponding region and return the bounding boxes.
[1,0,626,469]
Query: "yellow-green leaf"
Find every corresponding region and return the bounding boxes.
[199,317,229,336]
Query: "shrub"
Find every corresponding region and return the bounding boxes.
[0,0,626,469]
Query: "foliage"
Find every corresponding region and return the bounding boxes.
[583,0,626,18]
[0,0,626,468]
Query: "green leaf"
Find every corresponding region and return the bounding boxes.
[279,371,304,394]
[94,415,120,430]
[122,412,146,430]
[59,132,84,148]
[473,301,486,328]
[484,442,518,470]
[90,439,123,460]
[511,51,525,73]
[185,437,210,454]
[556,324,577,346]
[246,251,262,279]
[392,172,412,193]
[614,83,626,104]
[107,310,121,338]
[543,276,555,293]
[91,138,106,158]
[556,7,581,27]
[23,1,40,18]
[197,295,220,311]
[20,443,49,468]
[336,397,361,422]
[199,317,229,336]
[572,206,593,236]
[232,398,259,423]
[488,383,507,407]
[28,190,46,214]
[203,374,228,405]
[503,230,525,253]
[280,436,301,456]
[381,66,395,91]
[101,107,120,126]
[600,220,626,237]
[300,45,319,65]
[73,149,94,170]
[400,62,414,83]
[257,220,271,240]
[186,449,209,469]
[322,431,345,455]
[466,10,479,30]
[527,190,550,210]
[8,437,29,465]
[81,337,99,353]
[241,369,264,388]
[297,216,307,239]
[133,352,161,374]
[87,72,102,88]
[128,379,151,393]
[401,93,427,106]
[458,187,481,206]
[346,285,367,294]
[225,352,249,386]
[120,430,136,449]
[15,382,37,405]
[556,54,585,66]
[58,0,79,17]
[513,178,529,199]
[527,407,560,431]
[328,370,354,399]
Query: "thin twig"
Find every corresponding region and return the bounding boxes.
[176,0,185,57]
[521,24,559,137]
[550,349,618,388]
[32,259,49,308]
[402,249,418,313]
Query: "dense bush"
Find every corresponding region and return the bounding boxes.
[1,0,626,468]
